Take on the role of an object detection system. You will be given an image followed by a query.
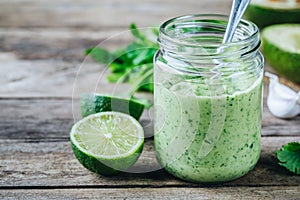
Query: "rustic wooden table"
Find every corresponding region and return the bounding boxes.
[0,0,299,199]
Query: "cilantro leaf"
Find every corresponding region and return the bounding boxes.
[130,23,156,46]
[106,72,124,83]
[152,27,159,37]
[85,47,115,64]
[128,64,154,93]
[275,142,300,175]
[85,23,158,109]
[85,24,158,92]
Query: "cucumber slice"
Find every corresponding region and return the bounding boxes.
[245,0,300,28]
[262,24,300,83]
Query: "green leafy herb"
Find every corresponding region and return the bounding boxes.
[85,23,158,94]
[275,142,300,175]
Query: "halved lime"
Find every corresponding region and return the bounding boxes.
[70,111,144,176]
[245,0,300,28]
[81,93,144,120]
[262,24,300,83]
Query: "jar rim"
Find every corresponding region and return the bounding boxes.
[159,14,259,51]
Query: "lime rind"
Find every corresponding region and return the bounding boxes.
[80,93,145,120]
[71,141,118,175]
[71,140,144,175]
[70,112,144,175]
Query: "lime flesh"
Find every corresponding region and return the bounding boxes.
[70,111,144,175]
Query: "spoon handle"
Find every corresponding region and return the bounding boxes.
[223,0,250,43]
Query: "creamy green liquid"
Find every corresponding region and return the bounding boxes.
[154,77,262,182]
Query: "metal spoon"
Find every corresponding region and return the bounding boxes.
[198,0,251,159]
[223,0,251,43]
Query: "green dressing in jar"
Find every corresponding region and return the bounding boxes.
[154,14,264,183]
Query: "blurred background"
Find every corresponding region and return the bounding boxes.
[0,0,230,98]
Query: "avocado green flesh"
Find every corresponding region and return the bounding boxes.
[262,25,300,83]
[245,4,300,28]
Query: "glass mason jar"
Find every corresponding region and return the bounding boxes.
[154,14,264,183]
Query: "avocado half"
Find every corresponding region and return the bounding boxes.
[262,24,300,83]
[244,0,300,29]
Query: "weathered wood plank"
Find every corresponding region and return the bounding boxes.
[0,58,132,98]
[0,0,230,28]
[0,97,298,140]
[0,98,154,140]
[0,28,134,61]
[0,137,299,187]
[262,105,300,136]
[1,186,300,200]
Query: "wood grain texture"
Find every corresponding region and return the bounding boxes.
[0,0,299,199]
[1,186,300,200]
[0,58,133,98]
[0,28,131,61]
[0,98,298,140]
[0,0,230,28]
[0,137,299,187]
